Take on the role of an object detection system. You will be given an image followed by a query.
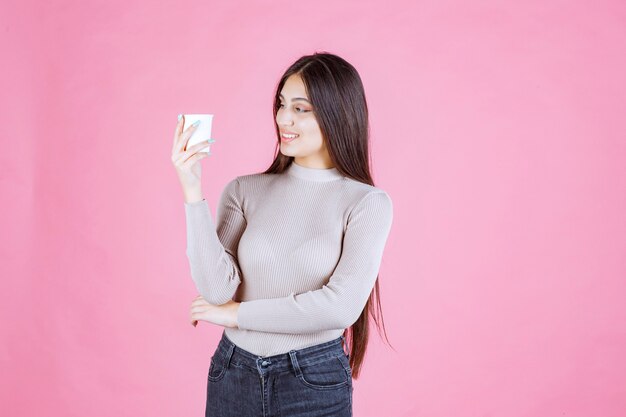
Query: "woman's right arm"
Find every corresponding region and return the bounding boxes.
[171,115,244,304]
[184,178,245,305]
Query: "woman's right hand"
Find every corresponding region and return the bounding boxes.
[171,115,213,192]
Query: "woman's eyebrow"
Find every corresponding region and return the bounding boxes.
[279,93,311,103]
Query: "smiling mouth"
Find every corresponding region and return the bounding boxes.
[281,133,300,142]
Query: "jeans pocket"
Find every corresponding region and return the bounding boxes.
[297,355,350,390]
[207,353,227,382]
[339,352,353,376]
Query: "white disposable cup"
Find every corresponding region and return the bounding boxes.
[182,114,213,151]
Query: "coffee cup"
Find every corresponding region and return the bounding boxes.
[182,113,213,151]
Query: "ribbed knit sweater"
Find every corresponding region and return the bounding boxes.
[184,161,393,356]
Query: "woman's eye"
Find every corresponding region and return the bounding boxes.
[278,103,309,113]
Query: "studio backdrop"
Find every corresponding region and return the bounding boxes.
[1,0,625,416]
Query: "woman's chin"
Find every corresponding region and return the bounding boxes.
[279,145,297,156]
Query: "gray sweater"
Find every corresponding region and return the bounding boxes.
[184,161,393,356]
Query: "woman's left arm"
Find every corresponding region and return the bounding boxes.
[226,191,393,333]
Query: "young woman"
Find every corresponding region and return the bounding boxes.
[171,52,393,417]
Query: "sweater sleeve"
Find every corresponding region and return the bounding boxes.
[236,190,393,333]
[184,178,246,305]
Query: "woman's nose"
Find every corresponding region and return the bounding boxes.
[276,112,294,126]
[278,119,293,127]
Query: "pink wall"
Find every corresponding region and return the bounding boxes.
[2,0,625,416]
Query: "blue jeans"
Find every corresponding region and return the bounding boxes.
[205,331,353,417]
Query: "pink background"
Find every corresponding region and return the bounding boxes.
[2,0,625,416]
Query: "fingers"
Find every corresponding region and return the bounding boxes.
[177,121,201,152]
[173,114,185,147]
[173,140,212,165]
[191,297,211,309]
[191,301,215,313]
[191,295,206,326]
[172,117,200,154]
[191,297,213,309]
[176,150,210,168]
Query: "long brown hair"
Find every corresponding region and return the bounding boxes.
[263,52,393,379]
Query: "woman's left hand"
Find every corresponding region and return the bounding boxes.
[190,295,240,329]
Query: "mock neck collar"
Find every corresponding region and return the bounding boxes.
[286,161,344,182]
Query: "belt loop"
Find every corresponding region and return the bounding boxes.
[224,342,235,369]
[288,350,302,378]
[341,334,351,358]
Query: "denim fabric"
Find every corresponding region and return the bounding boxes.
[205,331,353,417]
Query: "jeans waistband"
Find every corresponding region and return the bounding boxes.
[213,331,349,375]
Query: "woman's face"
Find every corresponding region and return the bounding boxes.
[276,74,333,168]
